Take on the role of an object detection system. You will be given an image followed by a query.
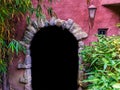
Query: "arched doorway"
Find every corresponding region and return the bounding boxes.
[18,17,88,90]
[30,25,78,90]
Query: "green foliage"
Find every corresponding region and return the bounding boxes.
[80,35,120,90]
[0,37,26,74]
[8,39,26,55]
[0,0,57,86]
[116,23,120,28]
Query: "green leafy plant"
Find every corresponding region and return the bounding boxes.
[0,0,57,89]
[116,23,120,28]
[8,39,26,55]
[0,37,26,73]
[80,35,120,90]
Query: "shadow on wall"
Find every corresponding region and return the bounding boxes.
[103,5,120,16]
[30,25,79,90]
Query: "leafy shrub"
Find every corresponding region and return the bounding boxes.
[80,35,120,90]
[0,38,26,74]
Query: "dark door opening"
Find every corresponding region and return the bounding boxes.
[30,25,78,90]
[98,28,108,35]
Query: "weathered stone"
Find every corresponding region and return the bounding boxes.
[25,31,34,37]
[26,50,31,55]
[25,84,32,90]
[74,32,88,40]
[31,21,38,30]
[44,20,49,27]
[71,28,82,35]
[70,23,81,32]
[78,41,84,48]
[37,18,45,28]
[78,48,83,53]
[79,56,83,64]
[18,63,31,69]
[24,55,31,65]
[19,69,31,84]
[18,18,87,90]
[80,32,88,38]
[74,33,82,40]
[26,45,30,49]
[22,39,30,44]
[24,31,34,39]
[55,19,65,26]
[22,38,30,44]
[19,77,28,84]
[63,19,74,29]
[23,36,32,41]
[23,36,32,44]
[65,23,72,29]
[24,69,31,82]
[78,70,84,81]
[27,25,37,34]
[19,41,29,48]
[49,17,56,26]
[67,19,74,25]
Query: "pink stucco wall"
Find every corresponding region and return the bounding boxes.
[51,0,120,45]
[9,0,120,89]
[101,0,120,5]
[15,0,120,45]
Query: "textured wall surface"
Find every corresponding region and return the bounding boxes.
[50,0,120,45]
[14,0,120,45]
[8,0,120,89]
[101,0,120,5]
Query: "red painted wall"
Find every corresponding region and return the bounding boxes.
[51,0,120,45]
[15,0,120,45]
[101,0,120,5]
[9,0,120,89]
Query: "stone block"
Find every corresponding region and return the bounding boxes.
[19,41,29,48]
[67,18,74,25]
[26,50,31,55]
[19,69,31,84]
[31,21,38,30]
[24,55,31,65]
[78,48,83,53]
[71,28,82,35]
[25,84,32,90]
[27,25,37,34]
[23,36,32,44]
[79,56,83,64]
[24,31,34,39]
[44,20,49,27]
[70,23,80,31]
[78,41,84,48]
[19,77,28,84]
[55,19,65,27]
[49,17,56,26]
[37,19,45,28]
[18,63,31,69]
[63,19,74,29]
[74,32,88,40]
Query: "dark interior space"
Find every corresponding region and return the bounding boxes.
[30,25,79,90]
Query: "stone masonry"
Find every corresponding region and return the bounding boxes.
[17,17,88,90]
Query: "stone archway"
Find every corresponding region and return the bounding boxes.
[17,17,88,90]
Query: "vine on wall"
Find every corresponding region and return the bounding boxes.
[0,0,57,89]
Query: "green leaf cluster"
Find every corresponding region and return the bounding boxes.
[0,37,26,74]
[80,35,120,90]
[0,0,58,86]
